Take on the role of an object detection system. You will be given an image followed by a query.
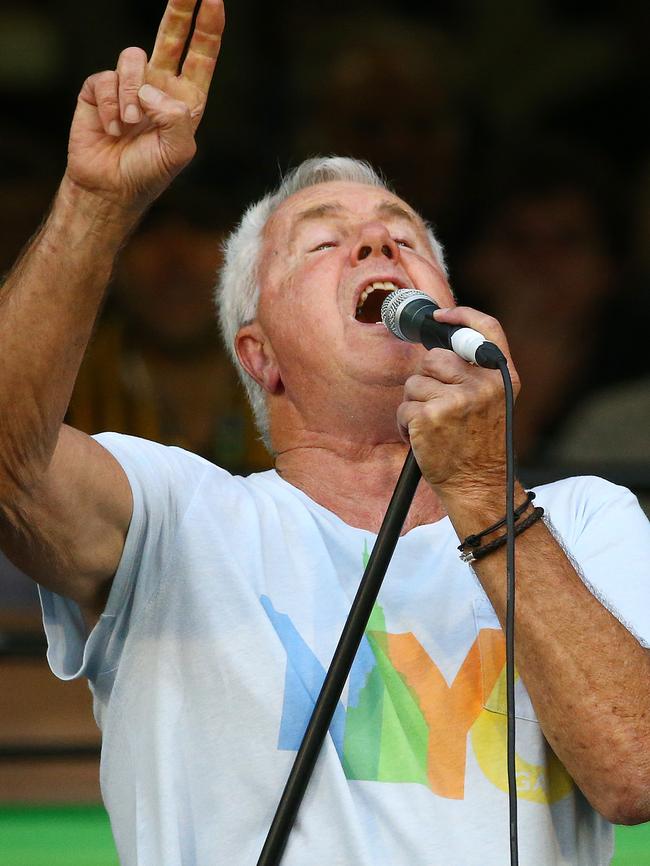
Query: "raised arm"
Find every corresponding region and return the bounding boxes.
[0,1,225,616]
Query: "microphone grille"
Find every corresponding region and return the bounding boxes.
[380,288,429,340]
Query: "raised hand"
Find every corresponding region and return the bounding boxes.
[65,0,225,212]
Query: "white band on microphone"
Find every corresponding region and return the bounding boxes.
[450,327,489,365]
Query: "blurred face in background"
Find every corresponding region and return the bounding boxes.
[318,58,462,221]
[461,188,616,323]
[116,217,224,349]
[458,184,619,459]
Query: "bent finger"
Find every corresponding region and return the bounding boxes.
[417,347,476,384]
[138,84,197,172]
[434,306,516,368]
[403,374,446,403]
[86,70,121,137]
[117,47,147,124]
[434,305,504,340]
[396,401,419,443]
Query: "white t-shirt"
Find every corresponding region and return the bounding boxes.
[40,433,650,866]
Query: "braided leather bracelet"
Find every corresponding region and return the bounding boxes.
[458,491,542,562]
[458,506,544,563]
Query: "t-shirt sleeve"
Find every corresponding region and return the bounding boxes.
[538,476,650,649]
[39,433,213,681]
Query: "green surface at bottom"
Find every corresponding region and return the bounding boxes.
[0,805,649,865]
[0,806,119,866]
[614,823,650,865]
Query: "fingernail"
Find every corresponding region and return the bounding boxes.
[124,104,141,123]
[108,120,121,137]
[138,84,163,105]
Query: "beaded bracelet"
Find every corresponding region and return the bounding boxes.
[459,506,545,563]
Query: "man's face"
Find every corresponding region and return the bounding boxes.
[254,181,454,417]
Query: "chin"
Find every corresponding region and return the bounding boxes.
[355,346,423,386]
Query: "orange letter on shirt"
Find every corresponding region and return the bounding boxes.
[386,629,505,799]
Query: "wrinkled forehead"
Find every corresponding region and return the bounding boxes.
[262,180,427,249]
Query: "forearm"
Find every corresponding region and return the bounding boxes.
[402,306,650,820]
[0,177,138,492]
[0,0,223,499]
[443,482,650,824]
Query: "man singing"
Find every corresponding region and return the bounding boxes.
[0,1,649,864]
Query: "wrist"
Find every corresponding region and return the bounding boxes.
[438,478,528,540]
[457,491,541,562]
[54,175,143,246]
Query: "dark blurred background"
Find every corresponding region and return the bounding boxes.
[0,0,648,816]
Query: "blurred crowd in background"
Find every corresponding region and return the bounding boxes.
[1,0,649,618]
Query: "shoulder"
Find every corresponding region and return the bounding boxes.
[93,432,232,508]
[92,432,290,511]
[532,474,637,515]
[94,432,222,472]
[532,474,649,551]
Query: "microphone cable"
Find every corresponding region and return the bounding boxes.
[497,353,519,866]
[380,288,520,861]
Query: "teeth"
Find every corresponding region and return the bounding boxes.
[355,280,401,321]
[358,281,399,307]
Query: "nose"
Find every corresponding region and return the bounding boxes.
[351,222,400,265]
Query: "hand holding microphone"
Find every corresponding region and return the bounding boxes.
[384,289,518,497]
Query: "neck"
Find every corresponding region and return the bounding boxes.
[274,437,447,534]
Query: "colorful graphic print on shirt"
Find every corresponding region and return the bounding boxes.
[261,545,572,804]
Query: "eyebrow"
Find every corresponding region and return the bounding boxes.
[374,201,420,225]
[289,203,345,240]
[290,199,422,241]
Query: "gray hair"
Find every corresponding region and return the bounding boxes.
[215,156,446,452]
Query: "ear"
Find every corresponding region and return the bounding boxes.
[235,322,283,395]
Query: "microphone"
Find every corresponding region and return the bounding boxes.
[380,289,504,370]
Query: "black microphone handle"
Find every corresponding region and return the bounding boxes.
[381,290,504,369]
[398,299,503,369]
[419,310,462,352]
[398,298,459,352]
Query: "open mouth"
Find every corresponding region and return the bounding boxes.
[355,281,401,324]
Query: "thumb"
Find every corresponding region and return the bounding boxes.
[138,84,197,173]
